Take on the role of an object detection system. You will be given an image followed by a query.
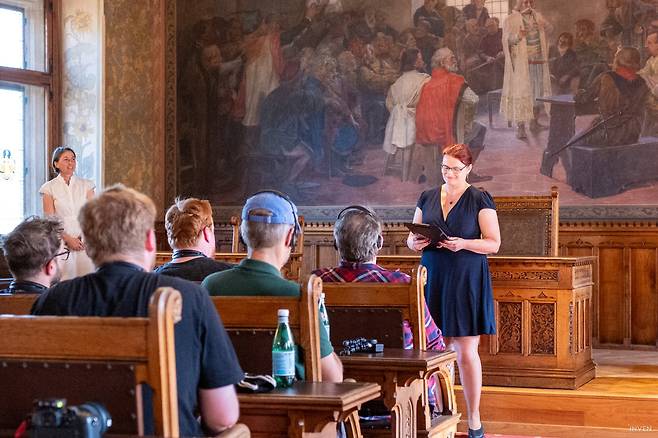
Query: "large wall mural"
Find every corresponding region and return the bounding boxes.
[171,0,657,211]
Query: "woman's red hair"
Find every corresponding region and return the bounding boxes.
[442,143,473,166]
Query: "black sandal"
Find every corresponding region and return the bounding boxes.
[468,426,484,438]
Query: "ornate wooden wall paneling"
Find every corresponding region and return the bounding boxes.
[559,221,658,350]
[153,214,658,351]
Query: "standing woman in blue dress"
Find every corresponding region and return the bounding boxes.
[407,143,500,438]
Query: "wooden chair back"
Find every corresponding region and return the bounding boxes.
[318,266,427,350]
[0,293,39,315]
[494,186,559,256]
[0,288,181,437]
[154,250,303,282]
[211,276,322,381]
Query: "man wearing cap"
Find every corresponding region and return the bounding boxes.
[1,216,66,295]
[203,191,344,383]
[32,185,244,437]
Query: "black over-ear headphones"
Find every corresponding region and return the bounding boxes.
[243,189,301,250]
[334,205,384,251]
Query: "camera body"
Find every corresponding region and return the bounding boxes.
[338,337,384,356]
[28,399,112,438]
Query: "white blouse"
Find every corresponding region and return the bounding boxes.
[39,174,95,236]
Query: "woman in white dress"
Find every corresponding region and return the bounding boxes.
[40,147,95,279]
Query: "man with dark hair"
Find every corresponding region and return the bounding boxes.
[203,191,344,383]
[0,216,65,294]
[462,0,490,28]
[382,48,430,180]
[550,32,580,94]
[31,185,244,437]
[413,0,445,38]
[312,206,445,411]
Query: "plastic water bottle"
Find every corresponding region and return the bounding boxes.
[272,309,295,388]
[318,292,331,340]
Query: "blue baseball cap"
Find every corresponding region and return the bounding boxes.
[242,191,298,226]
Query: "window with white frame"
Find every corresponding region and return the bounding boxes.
[0,0,54,234]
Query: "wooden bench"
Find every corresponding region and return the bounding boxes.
[212,277,380,437]
[0,293,39,315]
[318,268,460,438]
[0,288,181,437]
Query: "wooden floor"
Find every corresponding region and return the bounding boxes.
[455,349,658,437]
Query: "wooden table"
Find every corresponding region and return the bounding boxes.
[238,381,381,438]
[537,94,576,180]
[340,349,459,438]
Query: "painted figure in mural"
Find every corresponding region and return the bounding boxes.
[352,8,399,43]
[257,55,330,195]
[549,32,580,94]
[640,31,658,135]
[237,14,285,139]
[607,0,656,51]
[358,33,400,144]
[40,147,95,280]
[501,0,554,140]
[436,0,463,34]
[415,19,443,69]
[462,0,490,29]
[573,19,610,89]
[413,0,445,38]
[572,46,648,147]
[474,17,504,93]
[179,43,240,191]
[415,48,490,185]
[462,19,484,92]
[383,48,431,181]
[407,143,501,438]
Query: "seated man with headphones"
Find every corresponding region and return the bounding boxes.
[312,206,446,411]
[202,191,343,383]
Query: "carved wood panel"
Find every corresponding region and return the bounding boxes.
[497,302,522,354]
[530,303,555,355]
[559,221,658,350]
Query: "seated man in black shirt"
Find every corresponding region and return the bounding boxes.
[31,185,244,437]
[1,216,66,294]
[155,197,232,281]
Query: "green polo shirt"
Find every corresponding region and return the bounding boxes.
[202,259,334,362]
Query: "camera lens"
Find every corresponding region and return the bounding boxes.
[76,402,112,434]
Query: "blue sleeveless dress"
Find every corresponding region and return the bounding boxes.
[417,185,496,337]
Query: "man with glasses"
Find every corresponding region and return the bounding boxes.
[0,216,66,294]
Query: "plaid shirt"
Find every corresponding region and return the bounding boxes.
[312,261,446,406]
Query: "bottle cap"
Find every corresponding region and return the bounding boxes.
[277,309,289,317]
[321,292,326,299]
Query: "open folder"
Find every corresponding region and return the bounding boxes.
[403,222,450,246]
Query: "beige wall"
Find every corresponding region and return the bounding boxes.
[104,0,166,213]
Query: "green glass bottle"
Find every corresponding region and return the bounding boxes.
[272,308,295,388]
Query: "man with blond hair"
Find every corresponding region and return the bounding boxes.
[155,197,231,281]
[31,185,244,437]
